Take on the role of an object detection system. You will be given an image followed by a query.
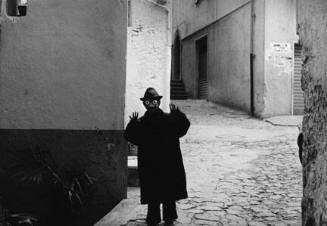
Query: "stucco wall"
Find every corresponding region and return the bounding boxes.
[263,0,298,117]
[125,0,170,123]
[208,3,251,112]
[0,0,128,225]
[180,3,251,113]
[0,0,126,130]
[172,0,250,39]
[252,0,266,117]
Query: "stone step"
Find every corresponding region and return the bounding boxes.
[170,80,187,100]
[128,156,139,187]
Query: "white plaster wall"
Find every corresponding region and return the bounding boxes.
[0,0,127,130]
[125,0,170,124]
[263,0,298,117]
[172,0,250,39]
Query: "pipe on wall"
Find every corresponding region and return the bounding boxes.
[250,0,256,116]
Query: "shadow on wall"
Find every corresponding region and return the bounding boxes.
[0,129,128,226]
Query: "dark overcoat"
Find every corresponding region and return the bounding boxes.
[124,108,190,204]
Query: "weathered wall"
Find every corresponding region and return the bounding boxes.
[180,3,251,112]
[172,0,250,39]
[263,0,298,117]
[125,0,170,123]
[252,0,266,117]
[0,0,127,224]
[298,1,327,225]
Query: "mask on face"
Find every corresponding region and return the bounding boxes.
[143,99,160,111]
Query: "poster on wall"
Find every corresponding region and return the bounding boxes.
[266,42,293,76]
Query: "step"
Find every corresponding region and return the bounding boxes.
[128,156,139,187]
[170,80,187,100]
[171,93,187,96]
[170,90,187,94]
[171,85,185,89]
[171,96,187,100]
[170,84,185,88]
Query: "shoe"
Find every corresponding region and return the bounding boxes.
[164,219,175,226]
[146,220,160,226]
[147,222,159,226]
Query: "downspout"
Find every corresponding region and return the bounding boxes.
[250,0,255,116]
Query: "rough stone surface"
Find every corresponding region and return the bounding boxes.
[100,100,302,226]
[298,1,327,225]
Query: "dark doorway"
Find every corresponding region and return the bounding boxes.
[293,44,304,115]
[196,35,208,99]
[172,30,181,80]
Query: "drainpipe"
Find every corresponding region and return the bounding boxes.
[250,0,256,116]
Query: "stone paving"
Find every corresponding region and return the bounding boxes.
[125,100,302,226]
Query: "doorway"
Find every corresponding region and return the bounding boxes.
[196,35,208,99]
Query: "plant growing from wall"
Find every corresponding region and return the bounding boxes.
[5,147,95,225]
[0,196,37,226]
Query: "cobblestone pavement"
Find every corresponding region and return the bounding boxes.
[127,100,302,226]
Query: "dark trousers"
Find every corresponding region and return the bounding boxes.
[146,201,178,224]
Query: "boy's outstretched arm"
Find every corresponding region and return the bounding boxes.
[124,112,142,145]
[169,104,191,138]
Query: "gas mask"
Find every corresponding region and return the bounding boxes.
[143,99,160,112]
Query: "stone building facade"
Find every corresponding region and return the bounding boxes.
[0,0,127,225]
[172,0,299,117]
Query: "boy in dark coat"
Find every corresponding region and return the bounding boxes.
[124,87,190,226]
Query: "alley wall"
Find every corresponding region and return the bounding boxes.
[172,0,298,117]
[173,0,252,113]
[173,0,250,40]
[263,0,298,117]
[0,0,127,225]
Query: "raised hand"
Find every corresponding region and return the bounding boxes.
[129,112,139,121]
[169,104,180,113]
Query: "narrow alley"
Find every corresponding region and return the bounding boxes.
[108,100,302,226]
[174,100,302,225]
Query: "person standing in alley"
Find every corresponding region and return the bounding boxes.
[124,87,190,226]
